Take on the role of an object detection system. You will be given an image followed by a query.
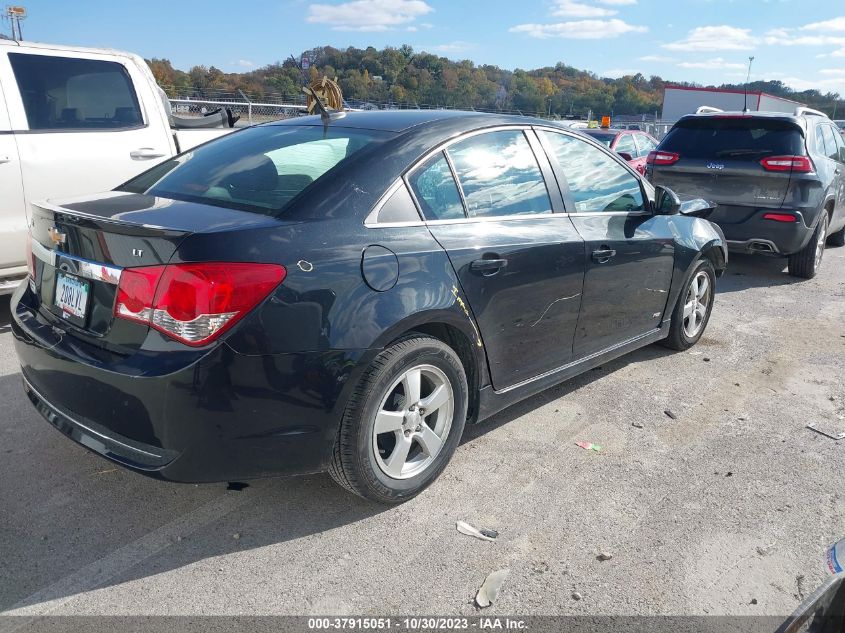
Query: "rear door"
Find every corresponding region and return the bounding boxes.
[0,62,27,282]
[648,117,805,224]
[408,128,586,390]
[539,128,674,358]
[819,124,845,223]
[0,48,173,217]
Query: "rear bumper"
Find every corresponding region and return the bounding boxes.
[714,209,816,256]
[11,284,371,483]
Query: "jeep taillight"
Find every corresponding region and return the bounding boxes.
[647,151,680,166]
[760,156,813,173]
[115,262,286,346]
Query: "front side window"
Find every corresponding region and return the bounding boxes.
[541,131,645,213]
[446,130,552,218]
[123,125,392,215]
[407,152,465,221]
[9,53,143,130]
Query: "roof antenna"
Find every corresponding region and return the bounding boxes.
[744,56,755,113]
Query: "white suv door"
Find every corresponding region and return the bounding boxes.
[0,47,173,218]
[0,70,27,288]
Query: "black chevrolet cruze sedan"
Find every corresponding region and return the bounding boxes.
[12,111,727,503]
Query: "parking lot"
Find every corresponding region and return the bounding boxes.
[1,250,843,619]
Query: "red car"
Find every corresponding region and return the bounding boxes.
[581,129,659,175]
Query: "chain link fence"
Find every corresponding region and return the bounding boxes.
[162,87,676,136]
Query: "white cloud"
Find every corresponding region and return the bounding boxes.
[552,0,616,18]
[663,25,758,51]
[235,59,254,68]
[428,41,475,54]
[763,28,845,46]
[819,68,845,76]
[782,76,845,94]
[800,17,845,32]
[639,55,672,62]
[307,0,433,32]
[598,0,637,4]
[831,48,845,57]
[510,18,647,40]
[677,57,747,70]
[603,68,638,78]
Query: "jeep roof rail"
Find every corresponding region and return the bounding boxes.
[794,106,827,118]
[696,106,724,114]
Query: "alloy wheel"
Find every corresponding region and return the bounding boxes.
[815,216,828,271]
[372,365,455,480]
[682,270,711,339]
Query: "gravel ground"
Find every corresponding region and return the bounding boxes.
[0,250,843,619]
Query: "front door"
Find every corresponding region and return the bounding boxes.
[538,129,675,358]
[0,71,27,279]
[407,129,585,390]
[0,48,174,218]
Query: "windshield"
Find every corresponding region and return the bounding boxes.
[120,125,394,215]
[660,118,805,160]
[582,131,616,147]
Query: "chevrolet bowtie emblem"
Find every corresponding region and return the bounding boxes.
[48,227,67,246]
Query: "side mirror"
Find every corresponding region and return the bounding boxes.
[617,151,634,162]
[654,185,681,215]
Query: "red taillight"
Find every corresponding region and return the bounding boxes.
[762,212,798,223]
[760,156,813,173]
[114,262,285,346]
[26,234,36,279]
[647,151,680,166]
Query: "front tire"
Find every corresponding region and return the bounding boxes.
[662,258,716,351]
[788,212,828,279]
[328,335,468,504]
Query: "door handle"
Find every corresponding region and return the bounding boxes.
[130,148,167,160]
[471,258,508,275]
[592,247,617,263]
[0,155,10,164]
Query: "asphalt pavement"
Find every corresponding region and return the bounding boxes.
[1,250,843,619]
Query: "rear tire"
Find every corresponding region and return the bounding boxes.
[788,212,828,279]
[328,335,468,504]
[828,224,845,247]
[662,258,716,351]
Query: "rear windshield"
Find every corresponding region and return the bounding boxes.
[582,131,616,147]
[660,118,805,160]
[120,125,393,215]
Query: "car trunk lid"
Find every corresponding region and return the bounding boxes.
[29,191,279,351]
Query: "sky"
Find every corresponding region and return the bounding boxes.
[9,0,845,98]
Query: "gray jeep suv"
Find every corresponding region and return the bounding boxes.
[647,108,845,278]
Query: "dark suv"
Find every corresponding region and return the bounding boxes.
[647,108,845,278]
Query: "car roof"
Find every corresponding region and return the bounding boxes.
[677,110,823,126]
[266,110,551,133]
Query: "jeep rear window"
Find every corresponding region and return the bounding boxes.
[121,125,393,215]
[660,118,805,160]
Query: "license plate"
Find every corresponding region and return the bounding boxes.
[55,272,90,320]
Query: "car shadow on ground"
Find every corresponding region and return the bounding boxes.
[716,251,814,294]
[0,318,679,613]
[0,296,11,333]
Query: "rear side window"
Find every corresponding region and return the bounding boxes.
[541,131,644,213]
[635,134,657,157]
[9,53,143,130]
[660,118,805,160]
[614,134,637,156]
[446,130,552,218]
[125,125,392,215]
[407,152,465,221]
[821,125,840,161]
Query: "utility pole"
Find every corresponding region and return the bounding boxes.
[5,6,26,40]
